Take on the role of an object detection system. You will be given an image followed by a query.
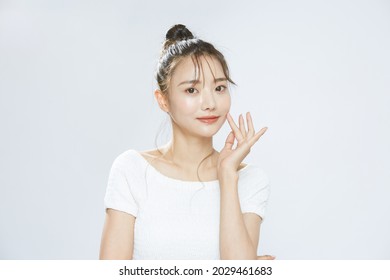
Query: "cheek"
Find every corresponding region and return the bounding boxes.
[219,94,231,111]
[174,96,199,115]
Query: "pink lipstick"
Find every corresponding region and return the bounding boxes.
[197,116,219,124]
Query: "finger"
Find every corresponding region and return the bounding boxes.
[256,255,276,260]
[226,113,244,142]
[223,131,235,150]
[248,127,268,146]
[246,112,255,138]
[239,114,247,138]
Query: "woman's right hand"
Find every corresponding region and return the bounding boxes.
[257,255,276,260]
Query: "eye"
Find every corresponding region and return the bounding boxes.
[186,87,198,94]
[216,85,227,92]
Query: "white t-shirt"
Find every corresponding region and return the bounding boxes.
[104,149,270,260]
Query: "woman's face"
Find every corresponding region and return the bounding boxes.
[166,55,231,138]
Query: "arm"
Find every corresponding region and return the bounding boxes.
[217,112,269,260]
[219,173,261,259]
[246,217,276,259]
[99,209,135,260]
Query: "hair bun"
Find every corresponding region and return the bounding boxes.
[165,24,194,42]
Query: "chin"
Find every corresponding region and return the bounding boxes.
[196,126,222,138]
[198,132,217,138]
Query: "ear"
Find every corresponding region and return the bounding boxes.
[154,89,170,113]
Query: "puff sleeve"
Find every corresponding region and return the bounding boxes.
[104,154,138,217]
[238,166,271,220]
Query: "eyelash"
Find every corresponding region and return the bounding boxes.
[216,85,227,92]
[185,85,227,94]
[186,88,198,94]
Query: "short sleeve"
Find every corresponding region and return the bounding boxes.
[238,166,271,220]
[104,155,138,217]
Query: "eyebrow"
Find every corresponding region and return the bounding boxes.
[177,78,227,87]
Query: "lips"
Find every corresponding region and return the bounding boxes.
[197,116,219,124]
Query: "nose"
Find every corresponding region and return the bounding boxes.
[200,89,216,111]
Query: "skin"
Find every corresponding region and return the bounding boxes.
[99,54,275,260]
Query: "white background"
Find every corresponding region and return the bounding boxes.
[1,0,389,259]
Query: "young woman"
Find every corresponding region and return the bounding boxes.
[99,24,274,260]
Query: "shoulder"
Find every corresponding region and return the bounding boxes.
[138,149,162,162]
[237,165,271,219]
[238,164,270,186]
[110,149,143,171]
[108,149,149,188]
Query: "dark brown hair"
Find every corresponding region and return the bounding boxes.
[156,24,236,94]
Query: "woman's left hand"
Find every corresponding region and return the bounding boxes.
[217,112,268,178]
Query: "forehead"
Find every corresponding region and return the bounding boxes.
[171,55,225,85]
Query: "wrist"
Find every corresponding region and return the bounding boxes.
[218,168,239,181]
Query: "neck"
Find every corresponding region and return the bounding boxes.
[160,133,218,172]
